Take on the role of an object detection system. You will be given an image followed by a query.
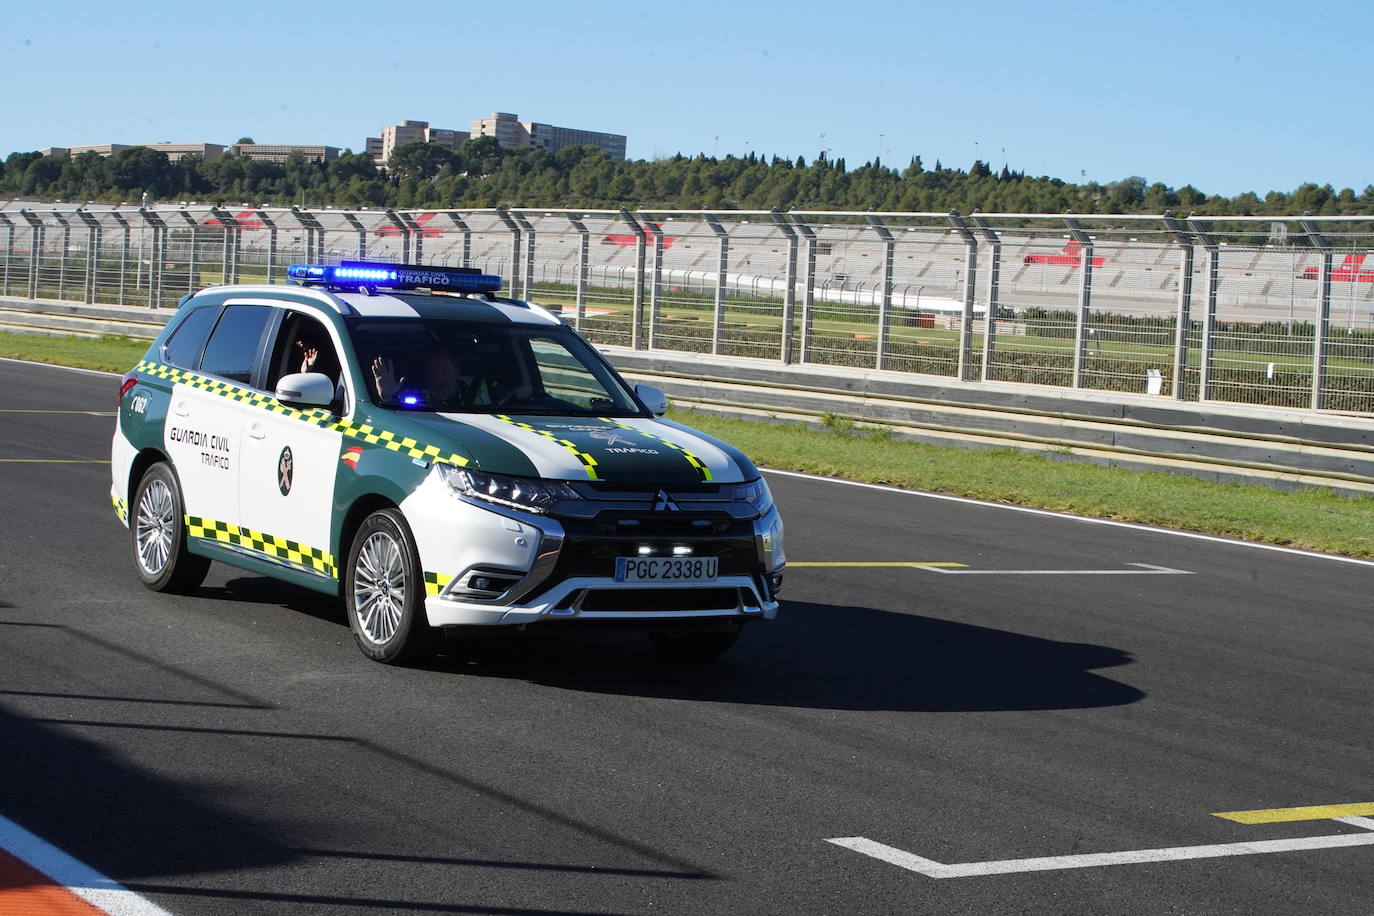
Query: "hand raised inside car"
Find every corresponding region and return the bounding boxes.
[371,355,404,401]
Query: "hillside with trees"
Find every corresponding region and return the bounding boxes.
[3,137,1371,217]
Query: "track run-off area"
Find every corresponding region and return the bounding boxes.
[1,358,1371,915]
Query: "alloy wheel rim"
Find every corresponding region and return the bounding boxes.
[353,530,406,645]
[135,479,175,576]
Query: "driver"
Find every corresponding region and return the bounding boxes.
[371,349,464,406]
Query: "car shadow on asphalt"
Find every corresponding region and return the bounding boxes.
[196,576,1144,714]
[424,599,1146,713]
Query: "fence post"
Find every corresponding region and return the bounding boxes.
[1064,216,1095,388]
[970,213,1000,382]
[701,214,729,355]
[495,208,522,298]
[619,209,648,350]
[109,211,130,306]
[142,210,168,309]
[948,211,980,381]
[0,213,13,297]
[1187,216,1220,402]
[644,216,666,349]
[788,214,817,365]
[52,210,72,301]
[20,211,44,301]
[257,210,279,282]
[512,211,536,299]
[866,215,896,371]
[443,212,472,268]
[1161,213,1194,400]
[292,208,324,273]
[401,212,425,265]
[564,214,590,329]
[209,207,236,284]
[80,211,102,304]
[1301,218,1333,410]
[173,210,199,297]
[770,210,800,364]
[341,212,368,261]
[383,209,412,265]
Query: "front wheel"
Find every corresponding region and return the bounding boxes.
[131,462,210,593]
[344,508,433,664]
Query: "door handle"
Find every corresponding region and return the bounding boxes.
[173,401,189,417]
[247,424,267,440]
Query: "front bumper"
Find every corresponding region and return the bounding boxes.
[403,474,783,628]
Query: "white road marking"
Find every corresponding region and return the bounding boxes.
[915,562,1191,576]
[763,467,1374,569]
[828,817,1374,879]
[0,813,174,915]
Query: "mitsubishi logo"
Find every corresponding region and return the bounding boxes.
[651,489,680,512]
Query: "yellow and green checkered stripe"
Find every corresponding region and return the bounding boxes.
[138,361,469,467]
[600,418,714,482]
[185,515,337,578]
[495,414,601,480]
[423,571,455,596]
[112,494,128,522]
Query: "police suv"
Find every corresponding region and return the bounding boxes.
[111,262,784,663]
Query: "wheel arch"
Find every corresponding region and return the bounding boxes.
[127,447,172,505]
[337,492,402,585]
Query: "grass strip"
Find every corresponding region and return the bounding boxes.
[0,332,149,373]
[4,330,1371,557]
[670,410,1374,558]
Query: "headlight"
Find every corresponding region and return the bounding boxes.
[438,465,580,514]
[733,478,774,515]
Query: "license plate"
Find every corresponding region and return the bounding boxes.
[615,556,719,583]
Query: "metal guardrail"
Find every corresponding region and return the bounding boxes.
[4,203,1374,414]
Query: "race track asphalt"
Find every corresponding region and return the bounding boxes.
[1,358,1372,915]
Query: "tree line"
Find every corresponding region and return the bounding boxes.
[3,136,1372,217]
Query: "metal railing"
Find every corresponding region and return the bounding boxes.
[4,202,1374,414]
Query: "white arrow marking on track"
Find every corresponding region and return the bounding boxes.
[914,562,1191,576]
[828,817,1374,879]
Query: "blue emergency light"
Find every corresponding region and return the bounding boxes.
[287,260,504,294]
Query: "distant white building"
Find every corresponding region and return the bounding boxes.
[470,112,626,161]
[368,120,470,168]
[42,142,225,162]
[230,143,340,164]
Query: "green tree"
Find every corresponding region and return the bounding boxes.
[107,147,174,197]
[387,141,453,182]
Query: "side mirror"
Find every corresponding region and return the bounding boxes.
[635,383,668,417]
[276,372,335,409]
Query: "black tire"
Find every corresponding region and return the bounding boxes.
[648,626,741,659]
[131,462,210,594]
[344,508,433,664]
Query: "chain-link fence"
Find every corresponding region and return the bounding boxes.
[4,203,1374,414]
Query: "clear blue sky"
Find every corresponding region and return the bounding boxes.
[2,0,1365,198]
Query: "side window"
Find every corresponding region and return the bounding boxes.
[200,305,273,385]
[162,306,220,369]
[265,312,342,391]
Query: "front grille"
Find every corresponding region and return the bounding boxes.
[579,588,741,613]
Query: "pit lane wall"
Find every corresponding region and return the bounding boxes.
[4,204,1374,415]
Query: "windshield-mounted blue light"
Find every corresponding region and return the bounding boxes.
[287,260,504,293]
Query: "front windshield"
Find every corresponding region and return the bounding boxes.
[345,317,644,417]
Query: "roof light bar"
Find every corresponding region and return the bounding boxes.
[287,260,504,293]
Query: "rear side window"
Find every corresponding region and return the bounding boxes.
[199,305,274,385]
[162,306,219,369]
